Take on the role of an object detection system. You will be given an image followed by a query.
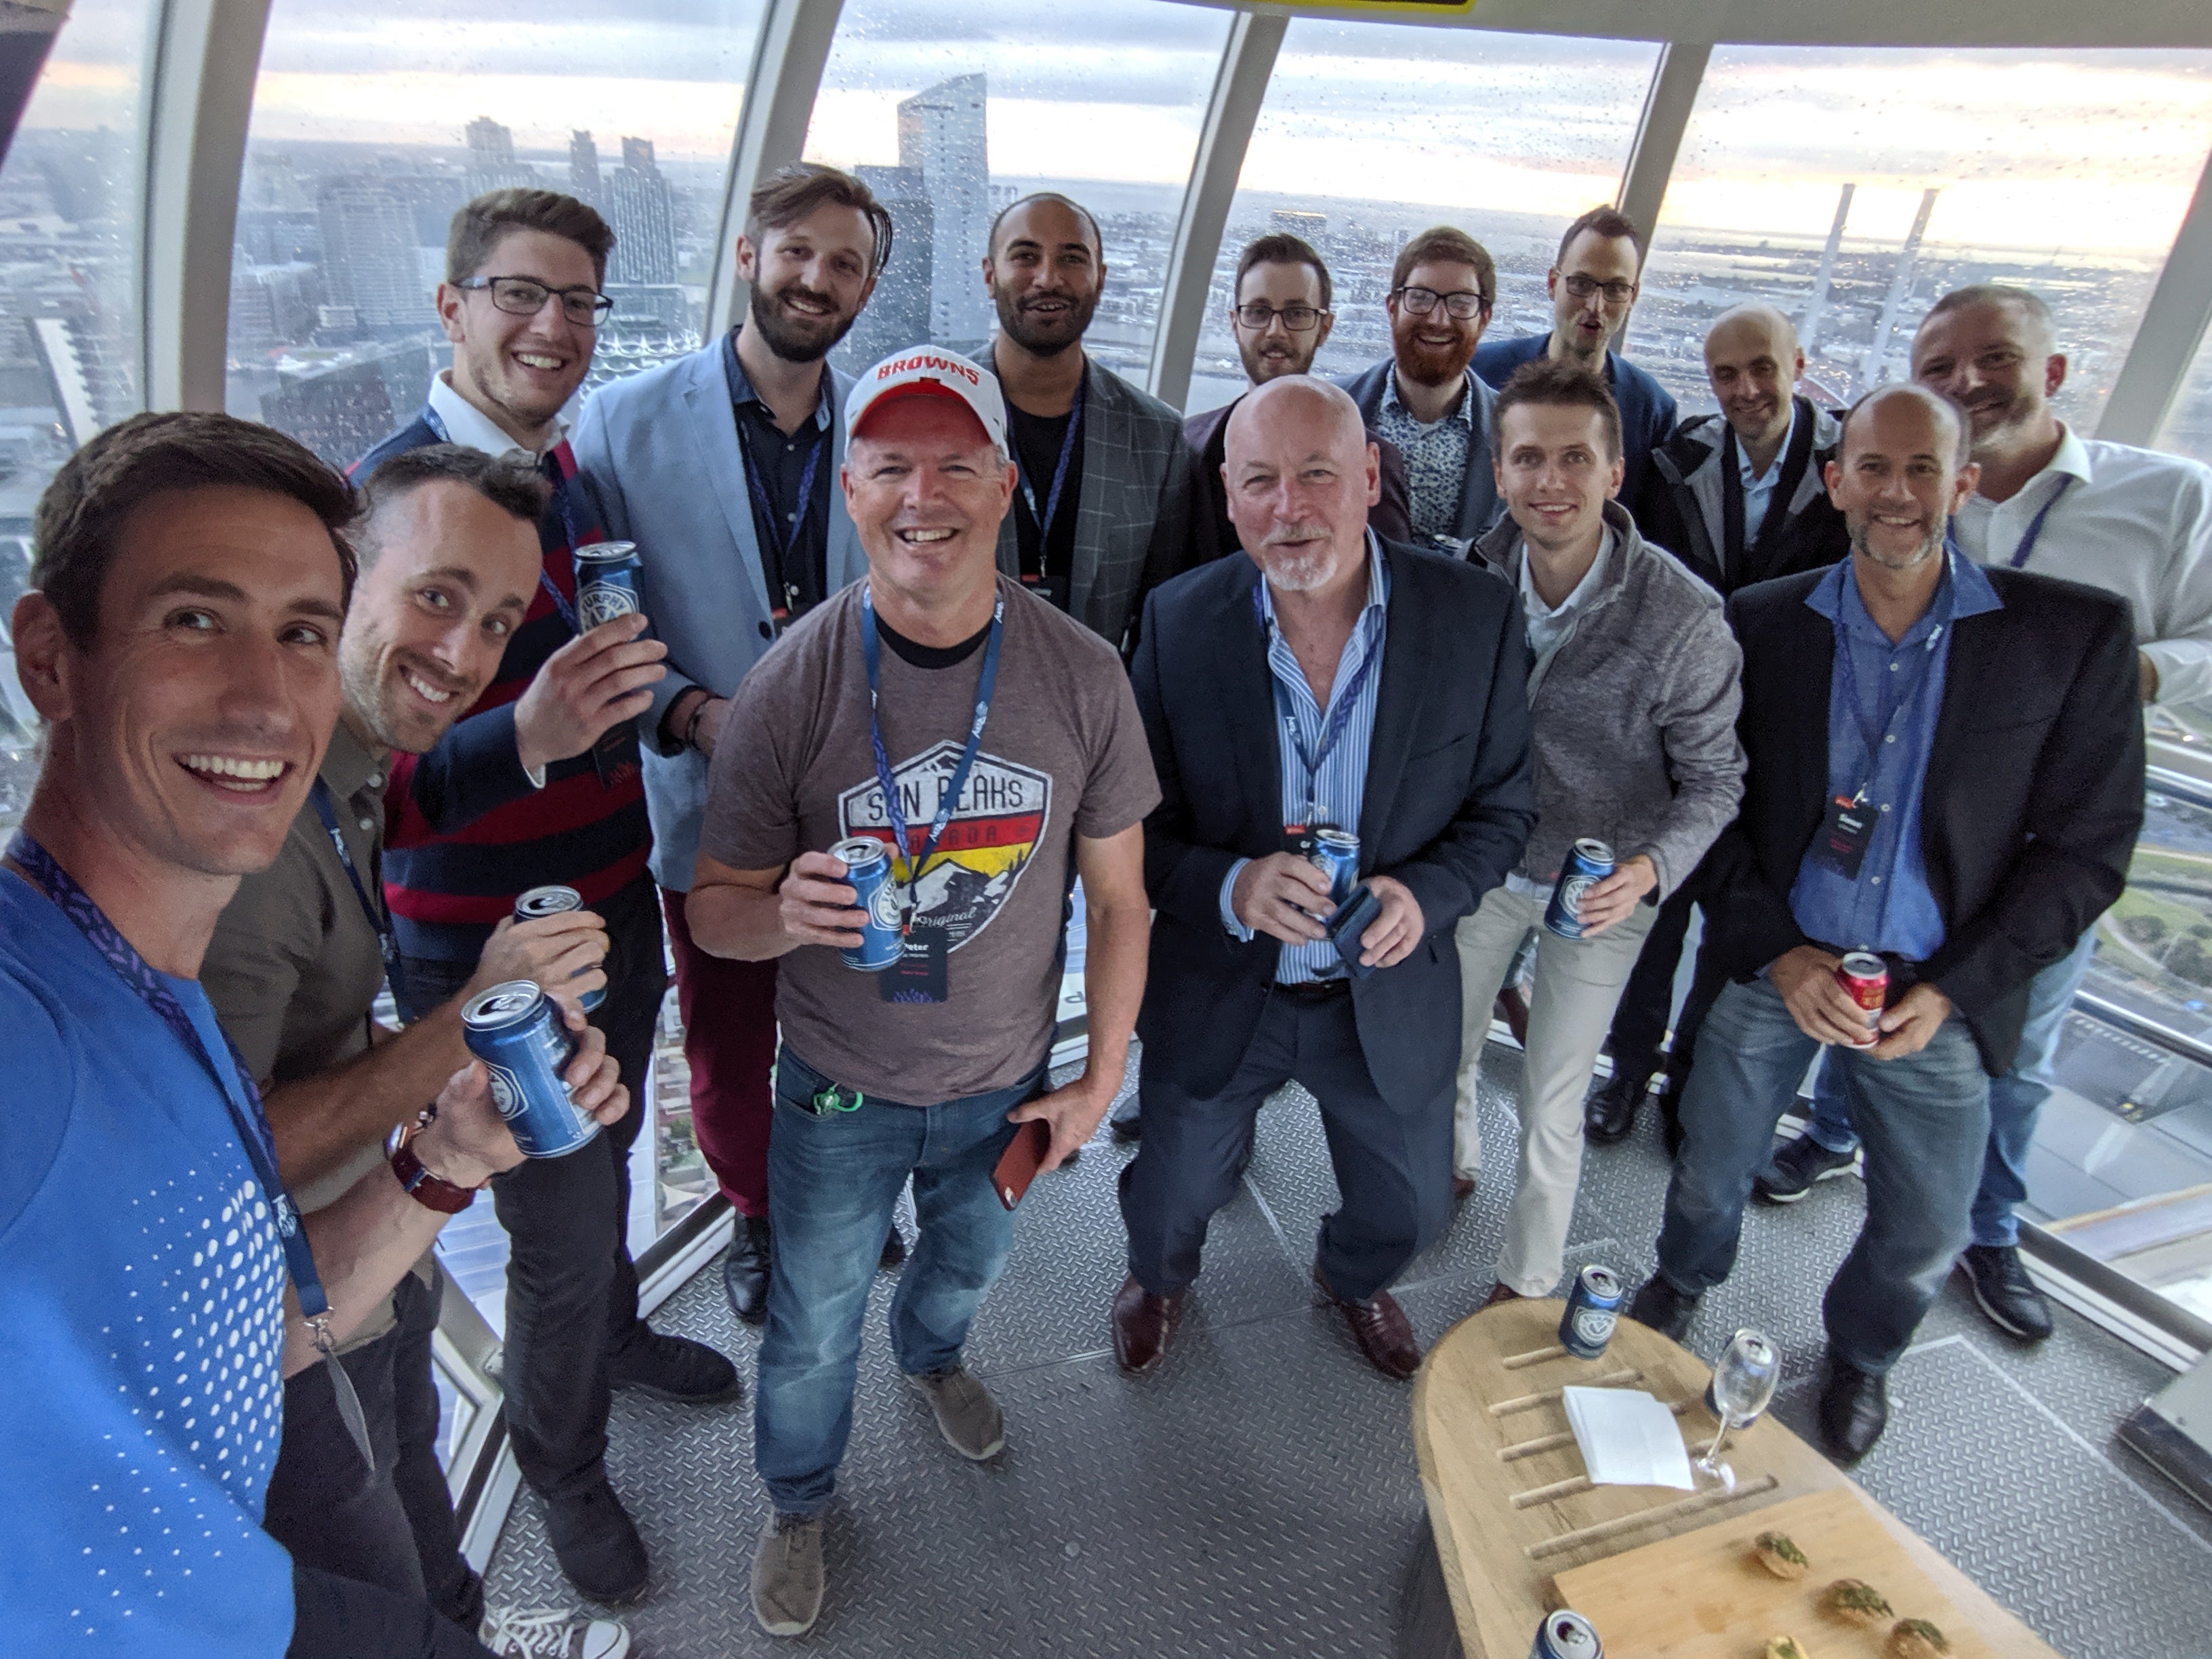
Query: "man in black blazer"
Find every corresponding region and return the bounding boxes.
[1113,376,1536,1381]
[1628,384,2142,1463]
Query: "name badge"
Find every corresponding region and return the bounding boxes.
[1809,794,1875,881]
[1282,822,1319,861]
[880,925,949,1005]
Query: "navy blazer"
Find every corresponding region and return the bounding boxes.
[1130,538,1538,1109]
[1471,331,1679,506]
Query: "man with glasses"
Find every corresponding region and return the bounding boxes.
[1340,226,1506,556]
[1475,205,1677,504]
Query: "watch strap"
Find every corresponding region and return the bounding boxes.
[390,1132,479,1213]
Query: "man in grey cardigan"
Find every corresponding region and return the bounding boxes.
[1456,359,1744,1303]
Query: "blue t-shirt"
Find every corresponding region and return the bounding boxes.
[0,869,295,1656]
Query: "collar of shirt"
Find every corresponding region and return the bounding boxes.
[1255,530,1391,656]
[320,716,389,806]
[1803,546,2003,638]
[1380,367,1477,432]
[724,332,834,434]
[1517,525,1614,628]
[427,371,566,462]
[1735,402,1796,493]
[1949,421,2091,560]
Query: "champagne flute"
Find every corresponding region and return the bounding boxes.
[1694,1328,1780,1494]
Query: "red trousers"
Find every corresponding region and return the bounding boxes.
[660,885,779,1218]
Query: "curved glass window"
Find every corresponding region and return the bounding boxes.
[2156,322,2212,466]
[227,0,769,466]
[801,0,1235,380]
[1643,48,2212,423]
[1183,25,1660,413]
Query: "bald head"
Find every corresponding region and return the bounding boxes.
[1841,382,1970,470]
[1826,383,1979,576]
[1705,305,1803,455]
[1222,376,1380,594]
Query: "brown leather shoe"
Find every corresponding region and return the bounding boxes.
[1110,1274,1182,1374]
[1496,987,1530,1046]
[1313,1268,1421,1380]
[1452,1174,1476,1202]
[1482,1281,1522,1308]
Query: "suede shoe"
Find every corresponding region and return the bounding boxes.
[1753,1132,1858,1204]
[1584,1068,1651,1145]
[1626,1274,1699,1342]
[606,1328,741,1405]
[479,1605,631,1659]
[544,1478,648,1605]
[724,1214,771,1327]
[1110,1274,1183,1373]
[1109,1099,1143,1142]
[879,1225,907,1269]
[1961,1244,2055,1342]
[1816,1351,1889,1464]
[907,1364,1006,1460]
[750,1513,823,1638]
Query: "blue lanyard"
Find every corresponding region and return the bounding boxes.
[2005,474,2075,569]
[741,427,827,622]
[419,403,580,632]
[1015,377,1086,554]
[1830,566,1950,800]
[859,583,1005,926]
[310,778,407,1009]
[1252,581,1379,824]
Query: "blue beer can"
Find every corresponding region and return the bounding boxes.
[461,981,600,1158]
[1532,1610,1602,1659]
[572,540,643,630]
[1312,827,1361,906]
[835,837,904,972]
[513,884,606,1013]
[1557,1263,1624,1361]
[1543,838,1616,940]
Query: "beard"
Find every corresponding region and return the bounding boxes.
[750,280,858,365]
[1391,323,1477,388]
[1849,516,1944,573]
[1254,527,1343,592]
[994,284,1099,356]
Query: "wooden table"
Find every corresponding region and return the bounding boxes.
[1406,1298,2062,1659]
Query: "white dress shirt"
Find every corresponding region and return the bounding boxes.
[425,370,568,464]
[1951,423,2212,708]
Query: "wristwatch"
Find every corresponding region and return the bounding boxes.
[390,1126,481,1213]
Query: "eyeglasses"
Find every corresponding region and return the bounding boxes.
[1561,273,1638,307]
[1393,286,1488,321]
[1233,302,1328,332]
[458,275,615,327]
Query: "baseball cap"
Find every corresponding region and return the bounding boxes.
[846,346,1007,452]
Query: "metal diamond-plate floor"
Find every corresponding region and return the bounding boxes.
[483,1041,2212,1656]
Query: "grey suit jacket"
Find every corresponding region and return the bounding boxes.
[1336,359,1504,547]
[571,341,867,892]
[994,354,1193,651]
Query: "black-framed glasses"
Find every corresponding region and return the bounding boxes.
[458,275,615,327]
[1393,285,1488,321]
[1233,302,1328,332]
[1561,273,1638,306]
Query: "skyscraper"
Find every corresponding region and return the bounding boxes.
[569,131,601,205]
[315,178,423,328]
[606,136,678,286]
[834,164,933,373]
[464,117,534,199]
[897,74,991,348]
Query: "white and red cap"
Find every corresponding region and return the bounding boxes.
[846,346,1007,451]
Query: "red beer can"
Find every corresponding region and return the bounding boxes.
[1836,951,1887,1038]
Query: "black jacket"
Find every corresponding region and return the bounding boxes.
[1635,397,1850,594]
[1704,564,2144,1074]
[1130,537,1538,1108]
[1182,396,1415,565]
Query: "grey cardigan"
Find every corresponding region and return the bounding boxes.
[1471,500,1746,899]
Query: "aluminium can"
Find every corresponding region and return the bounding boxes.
[1557,1264,1624,1361]
[834,837,903,972]
[572,540,643,630]
[1543,838,1616,940]
[1532,1610,1602,1659]
[1837,951,1889,1038]
[514,884,605,1013]
[1312,827,1361,906]
[461,981,599,1158]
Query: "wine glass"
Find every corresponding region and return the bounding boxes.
[1694,1328,1780,1494]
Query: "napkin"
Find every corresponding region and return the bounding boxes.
[1561,1385,1695,1490]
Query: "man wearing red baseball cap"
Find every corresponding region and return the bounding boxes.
[683,346,1160,1638]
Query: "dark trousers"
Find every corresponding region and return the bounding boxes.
[396,875,665,1501]
[661,884,779,1218]
[288,1563,497,1658]
[1602,881,1701,1081]
[264,1269,479,1627]
[1121,987,1455,1303]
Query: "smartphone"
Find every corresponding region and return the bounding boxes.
[1326,884,1385,979]
[992,1118,1053,1210]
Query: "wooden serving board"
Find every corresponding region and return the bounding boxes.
[1551,1488,2001,1658]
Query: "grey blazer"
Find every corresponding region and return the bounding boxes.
[994,354,1193,651]
[571,341,867,893]
[1336,359,1504,546]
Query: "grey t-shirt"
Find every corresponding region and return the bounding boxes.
[700,575,1160,1103]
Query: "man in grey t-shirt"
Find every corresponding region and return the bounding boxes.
[687,347,1159,1640]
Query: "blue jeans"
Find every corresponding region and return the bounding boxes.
[1799,933,2095,1248]
[754,1044,1044,1516]
[1657,977,1990,1374]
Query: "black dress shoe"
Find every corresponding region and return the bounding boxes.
[1109,1099,1142,1142]
[724,1215,771,1328]
[1584,1069,1651,1145]
[607,1328,743,1404]
[879,1226,907,1269]
[1960,1244,2053,1341]
[1626,1274,1700,1342]
[545,1476,649,1605]
[1816,1352,1889,1465]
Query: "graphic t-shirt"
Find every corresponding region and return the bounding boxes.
[0,870,295,1658]
[700,575,1159,1103]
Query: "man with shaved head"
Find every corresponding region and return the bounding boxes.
[1629,382,2142,1462]
[1113,374,1536,1382]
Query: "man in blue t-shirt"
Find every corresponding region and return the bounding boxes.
[1,413,630,1659]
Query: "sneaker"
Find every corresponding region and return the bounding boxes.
[751,1512,824,1637]
[544,1477,649,1605]
[879,1226,907,1269]
[480,1605,631,1659]
[1753,1132,1858,1204]
[607,1328,742,1404]
[1960,1244,2055,1342]
[905,1364,1006,1460]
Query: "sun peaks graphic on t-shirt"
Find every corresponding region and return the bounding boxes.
[837,739,1052,949]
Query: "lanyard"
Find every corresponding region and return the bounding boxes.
[1252,581,1379,824]
[310,778,407,1008]
[859,583,1005,927]
[1015,377,1086,573]
[419,403,580,632]
[1830,573,1949,800]
[2005,474,2075,569]
[741,425,826,624]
